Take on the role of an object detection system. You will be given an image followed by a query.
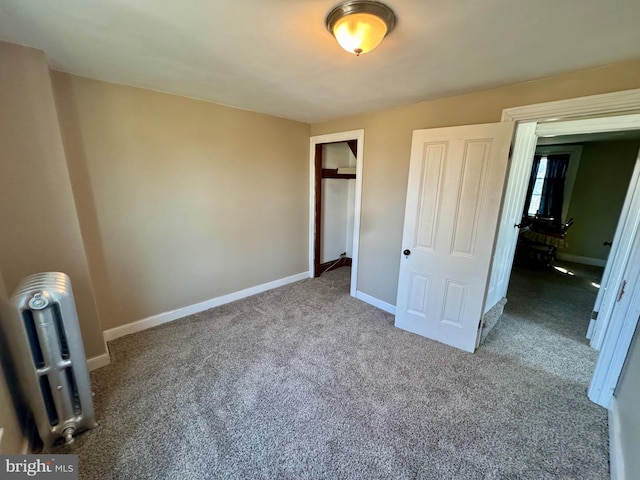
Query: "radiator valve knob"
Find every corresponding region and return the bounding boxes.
[63,427,75,444]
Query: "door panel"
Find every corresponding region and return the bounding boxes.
[395,122,514,352]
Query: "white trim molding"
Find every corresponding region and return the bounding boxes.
[103,272,309,341]
[502,88,640,123]
[536,113,640,137]
[87,353,111,371]
[355,290,396,315]
[309,129,365,298]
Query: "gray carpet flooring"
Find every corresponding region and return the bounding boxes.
[53,263,609,479]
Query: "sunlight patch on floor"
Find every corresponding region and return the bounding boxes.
[553,265,575,276]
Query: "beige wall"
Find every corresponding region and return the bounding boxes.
[4,39,640,338]
[0,370,22,454]
[52,73,310,329]
[0,268,25,454]
[615,324,640,479]
[0,42,105,358]
[311,59,640,305]
[563,140,640,261]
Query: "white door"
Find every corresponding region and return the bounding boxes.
[395,122,514,352]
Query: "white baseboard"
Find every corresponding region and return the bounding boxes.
[609,398,625,480]
[103,272,309,342]
[355,290,396,315]
[87,353,111,371]
[556,253,607,267]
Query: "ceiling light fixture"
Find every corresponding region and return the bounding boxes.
[325,0,396,56]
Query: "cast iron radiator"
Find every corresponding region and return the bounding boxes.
[7,272,97,449]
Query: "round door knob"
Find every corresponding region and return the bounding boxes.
[403,249,411,256]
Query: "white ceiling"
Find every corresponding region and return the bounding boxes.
[0,0,639,123]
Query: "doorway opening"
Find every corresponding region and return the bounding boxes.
[315,140,357,277]
[485,101,640,408]
[484,132,640,385]
[309,130,364,298]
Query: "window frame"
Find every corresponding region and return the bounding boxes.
[528,144,583,222]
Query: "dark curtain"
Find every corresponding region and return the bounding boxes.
[538,153,570,224]
[522,155,542,219]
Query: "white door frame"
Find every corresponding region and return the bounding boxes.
[309,129,364,297]
[492,88,640,408]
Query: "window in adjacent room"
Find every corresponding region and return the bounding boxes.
[522,145,582,224]
[528,155,548,216]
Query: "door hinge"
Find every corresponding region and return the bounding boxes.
[617,280,627,302]
[590,310,598,320]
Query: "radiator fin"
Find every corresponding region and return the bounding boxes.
[39,376,59,427]
[64,367,82,416]
[22,310,45,368]
[52,303,70,360]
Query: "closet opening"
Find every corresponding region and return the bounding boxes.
[314,140,358,278]
[309,129,364,298]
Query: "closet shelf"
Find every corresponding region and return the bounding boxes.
[322,168,356,179]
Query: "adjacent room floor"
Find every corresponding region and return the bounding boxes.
[52,265,609,479]
[485,260,604,385]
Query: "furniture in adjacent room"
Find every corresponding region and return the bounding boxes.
[516,216,574,266]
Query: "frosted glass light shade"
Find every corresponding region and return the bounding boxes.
[332,13,388,55]
[326,1,396,56]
